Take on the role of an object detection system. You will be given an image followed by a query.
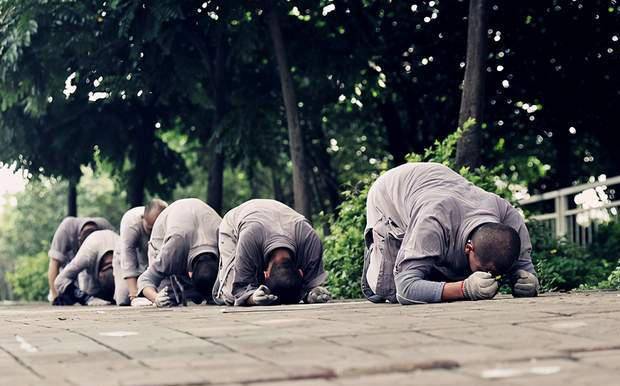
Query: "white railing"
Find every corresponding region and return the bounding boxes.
[518,175,620,246]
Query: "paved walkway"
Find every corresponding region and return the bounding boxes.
[1,292,619,386]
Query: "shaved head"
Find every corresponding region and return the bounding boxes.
[97,251,115,301]
[78,222,98,247]
[471,223,521,274]
[143,199,168,235]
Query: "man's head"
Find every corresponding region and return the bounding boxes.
[264,248,303,304]
[190,252,219,302]
[142,199,168,236]
[97,251,115,301]
[78,221,99,247]
[465,223,521,275]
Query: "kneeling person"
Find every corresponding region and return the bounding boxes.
[53,229,128,306]
[47,216,114,301]
[117,199,168,305]
[363,162,540,305]
[213,199,330,306]
[137,198,221,307]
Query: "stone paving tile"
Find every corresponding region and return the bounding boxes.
[573,349,620,371]
[460,357,620,386]
[1,292,619,386]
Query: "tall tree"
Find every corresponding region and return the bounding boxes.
[266,2,312,218]
[456,0,489,168]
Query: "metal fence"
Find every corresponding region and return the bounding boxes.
[518,175,620,246]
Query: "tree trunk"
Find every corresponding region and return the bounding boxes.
[271,168,285,203]
[207,147,224,212]
[455,0,488,169]
[205,15,228,214]
[67,176,78,217]
[379,99,409,165]
[267,4,312,219]
[128,113,154,207]
[307,121,341,212]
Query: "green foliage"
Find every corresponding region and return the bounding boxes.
[601,264,620,289]
[588,220,620,289]
[5,252,48,301]
[322,178,375,299]
[323,129,545,298]
[589,220,620,263]
[528,221,615,291]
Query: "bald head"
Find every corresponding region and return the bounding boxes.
[78,222,98,247]
[470,223,521,274]
[143,199,168,235]
[97,251,115,301]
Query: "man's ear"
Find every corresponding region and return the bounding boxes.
[464,240,474,254]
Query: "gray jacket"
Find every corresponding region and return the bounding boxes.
[214,199,327,306]
[137,199,221,295]
[117,206,150,279]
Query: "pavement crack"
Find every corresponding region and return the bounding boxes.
[0,344,44,379]
[319,336,389,358]
[562,344,620,354]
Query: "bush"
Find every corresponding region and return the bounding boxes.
[5,252,48,301]
[590,220,620,289]
[590,220,620,263]
[529,221,615,291]
[603,265,620,289]
[323,181,371,299]
[323,128,544,298]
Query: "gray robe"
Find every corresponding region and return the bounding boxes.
[137,198,221,295]
[54,230,129,305]
[214,199,327,306]
[117,206,150,279]
[48,216,114,266]
[363,162,535,304]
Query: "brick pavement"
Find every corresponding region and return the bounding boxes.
[1,292,619,385]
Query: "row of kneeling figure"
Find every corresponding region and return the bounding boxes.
[47,162,540,308]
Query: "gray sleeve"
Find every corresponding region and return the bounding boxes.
[394,258,445,304]
[113,252,130,306]
[232,230,263,306]
[48,219,74,264]
[397,216,446,273]
[54,248,91,294]
[298,225,328,297]
[137,266,166,296]
[501,203,537,279]
[394,217,447,304]
[137,234,185,295]
[120,223,142,279]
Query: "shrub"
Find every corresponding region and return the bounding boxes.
[590,220,620,289]
[323,181,372,299]
[6,252,49,301]
[603,265,620,289]
[528,221,615,291]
